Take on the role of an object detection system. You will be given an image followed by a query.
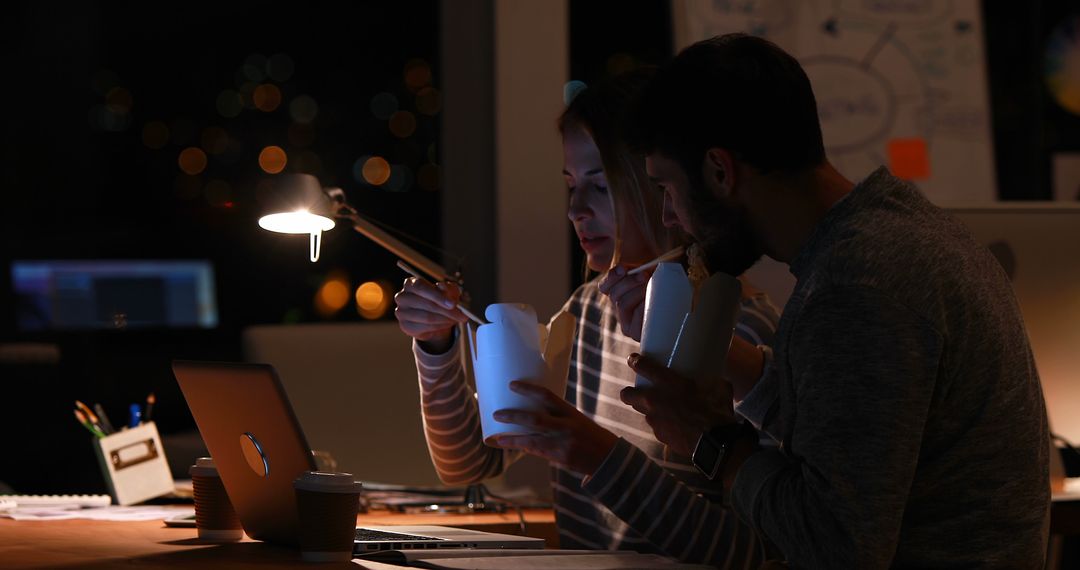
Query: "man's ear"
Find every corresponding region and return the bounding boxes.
[703,148,736,199]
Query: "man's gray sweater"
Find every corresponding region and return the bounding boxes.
[733,167,1050,568]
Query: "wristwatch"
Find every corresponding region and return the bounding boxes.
[691,422,744,480]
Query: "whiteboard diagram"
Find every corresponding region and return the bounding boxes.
[673,0,996,203]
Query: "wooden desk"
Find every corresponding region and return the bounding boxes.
[0,508,557,569]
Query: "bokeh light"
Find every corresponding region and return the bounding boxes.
[288,123,316,147]
[178,147,208,175]
[315,272,351,318]
[253,83,282,112]
[404,59,432,91]
[242,54,268,82]
[290,95,319,124]
[106,87,133,112]
[200,127,229,155]
[361,156,391,185]
[216,90,244,118]
[370,92,398,120]
[266,53,295,82]
[204,179,233,207]
[417,164,440,191]
[239,81,259,109]
[563,80,587,105]
[606,52,637,76]
[356,281,392,320]
[415,87,441,115]
[388,110,416,138]
[90,105,131,132]
[142,121,170,149]
[382,164,412,192]
[259,146,288,174]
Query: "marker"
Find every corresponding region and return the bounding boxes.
[128,403,142,428]
[75,400,108,435]
[74,410,106,439]
[93,403,116,435]
[144,393,155,424]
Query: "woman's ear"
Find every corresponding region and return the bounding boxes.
[703,148,736,199]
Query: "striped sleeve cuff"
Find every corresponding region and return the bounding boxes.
[583,439,763,567]
[412,329,461,388]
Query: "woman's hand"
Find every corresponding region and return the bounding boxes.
[489,381,619,477]
[393,277,468,354]
[598,265,650,341]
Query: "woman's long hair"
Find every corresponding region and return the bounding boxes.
[558,68,676,273]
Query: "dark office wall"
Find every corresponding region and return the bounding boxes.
[0,1,442,493]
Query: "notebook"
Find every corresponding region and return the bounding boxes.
[171,360,544,554]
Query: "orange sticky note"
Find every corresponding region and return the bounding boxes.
[887,138,931,180]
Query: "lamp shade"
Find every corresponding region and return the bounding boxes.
[257,174,336,235]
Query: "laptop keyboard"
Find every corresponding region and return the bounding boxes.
[355,528,443,542]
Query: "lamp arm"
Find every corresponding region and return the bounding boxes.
[336,208,453,284]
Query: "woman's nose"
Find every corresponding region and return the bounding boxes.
[567,188,591,222]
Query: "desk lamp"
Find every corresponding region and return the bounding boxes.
[256,174,502,512]
[257,173,452,282]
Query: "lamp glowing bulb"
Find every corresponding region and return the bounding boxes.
[259,210,335,262]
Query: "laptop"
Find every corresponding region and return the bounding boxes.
[172,360,545,554]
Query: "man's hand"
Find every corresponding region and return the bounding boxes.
[598,266,650,341]
[393,278,468,354]
[489,381,619,476]
[621,353,736,456]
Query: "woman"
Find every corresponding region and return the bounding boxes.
[393,70,780,567]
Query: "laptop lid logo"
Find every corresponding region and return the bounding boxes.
[241,432,270,478]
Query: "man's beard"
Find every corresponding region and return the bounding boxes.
[687,186,762,277]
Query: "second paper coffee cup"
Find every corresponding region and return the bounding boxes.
[293,471,363,562]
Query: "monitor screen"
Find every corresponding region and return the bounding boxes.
[12,260,219,331]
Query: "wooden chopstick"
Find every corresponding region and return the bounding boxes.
[627,246,686,275]
[396,261,487,325]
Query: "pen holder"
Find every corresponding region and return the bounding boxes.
[92,421,175,506]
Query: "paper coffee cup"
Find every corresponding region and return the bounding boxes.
[189,457,243,542]
[293,471,363,562]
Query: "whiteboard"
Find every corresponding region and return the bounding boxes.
[673,0,996,202]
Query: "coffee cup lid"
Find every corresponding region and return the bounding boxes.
[189,457,219,477]
[293,471,362,494]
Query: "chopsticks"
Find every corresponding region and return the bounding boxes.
[396,260,487,326]
[627,246,686,275]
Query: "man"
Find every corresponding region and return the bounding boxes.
[600,34,1049,567]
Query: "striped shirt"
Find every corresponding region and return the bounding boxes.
[413,279,780,567]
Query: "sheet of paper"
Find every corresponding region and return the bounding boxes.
[400,553,713,569]
[1,505,192,522]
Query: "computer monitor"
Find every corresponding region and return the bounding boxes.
[743,203,1080,444]
[11,260,218,331]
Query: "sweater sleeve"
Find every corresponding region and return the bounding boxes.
[730,285,942,568]
[582,438,764,569]
[413,326,518,485]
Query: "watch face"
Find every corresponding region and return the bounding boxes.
[692,434,725,480]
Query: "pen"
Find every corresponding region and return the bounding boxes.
[128,403,142,428]
[93,403,116,435]
[144,393,155,424]
[74,410,106,439]
[75,400,109,435]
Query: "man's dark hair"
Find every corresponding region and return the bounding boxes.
[627,34,826,177]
